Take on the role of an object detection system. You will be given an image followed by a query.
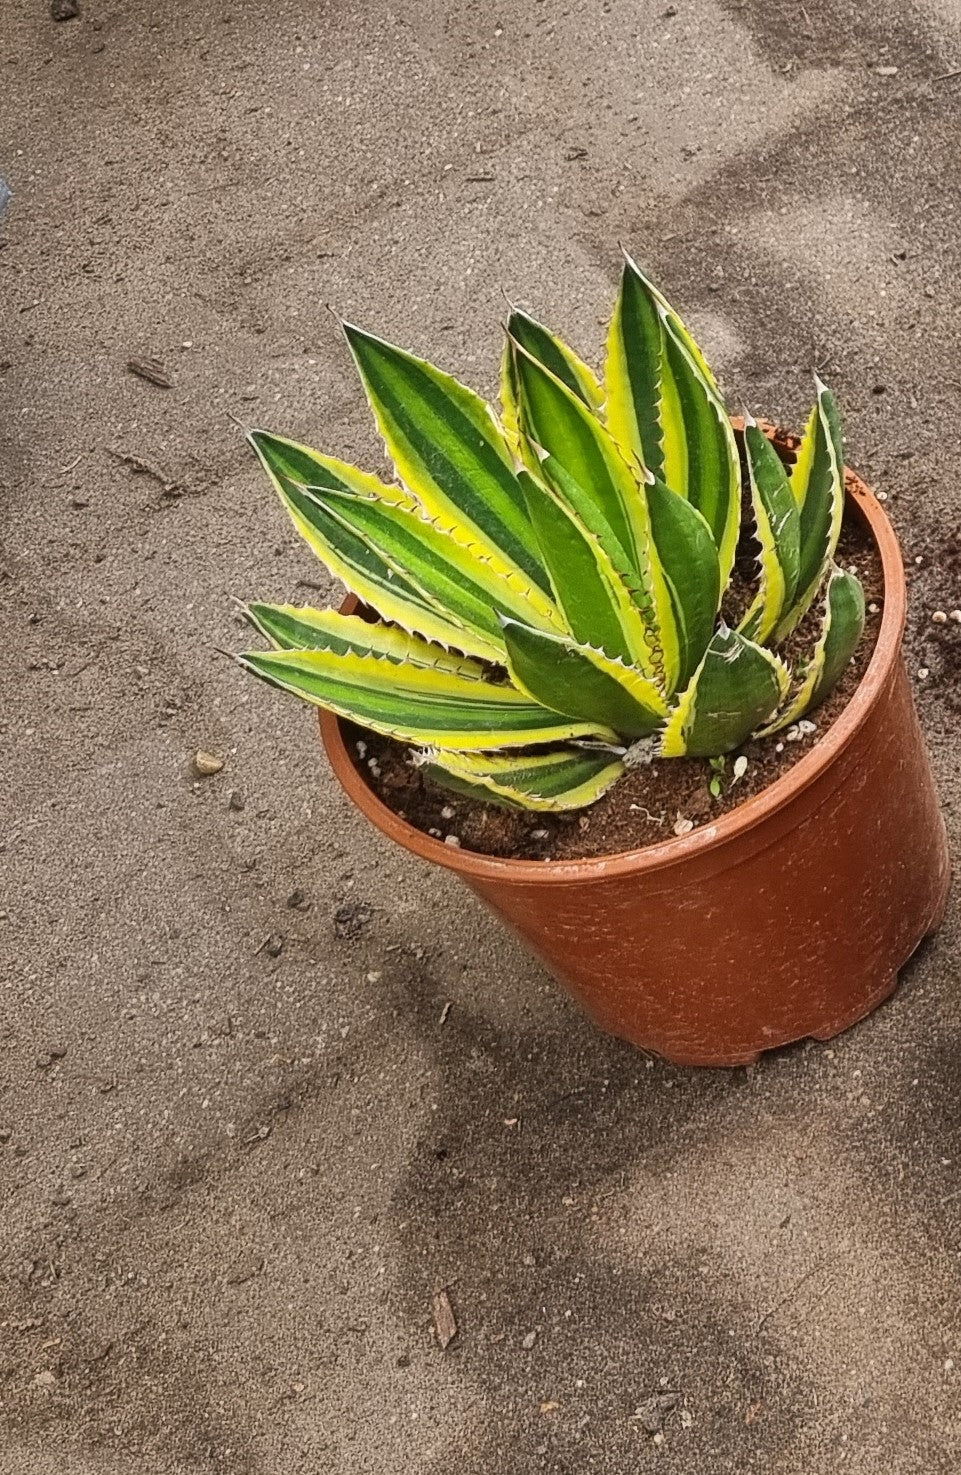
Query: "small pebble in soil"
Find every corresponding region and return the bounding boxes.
[194,755,225,778]
[263,933,284,958]
[932,610,948,624]
[440,805,456,820]
[194,750,224,776]
[355,740,367,758]
[531,828,549,839]
[951,610,961,623]
[673,815,694,836]
[775,742,785,753]
[444,835,461,847]
[918,667,930,679]
[228,790,245,811]
[868,603,880,614]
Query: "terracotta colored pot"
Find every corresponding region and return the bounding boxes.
[320,466,950,1067]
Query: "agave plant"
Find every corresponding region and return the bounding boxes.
[236,257,865,812]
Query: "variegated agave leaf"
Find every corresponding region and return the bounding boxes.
[242,604,485,678]
[341,324,550,596]
[738,415,801,645]
[500,618,669,739]
[419,747,625,812]
[759,565,865,735]
[659,625,790,758]
[772,379,845,640]
[250,430,565,661]
[605,254,741,584]
[235,647,618,750]
[508,344,722,694]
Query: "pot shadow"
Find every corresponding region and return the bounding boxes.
[716,0,943,72]
[372,869,961,1471]
[375,945,817,1471]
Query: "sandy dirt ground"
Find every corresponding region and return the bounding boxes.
[2,0,961,1470]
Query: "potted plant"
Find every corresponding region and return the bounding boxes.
[234,257,949,1067]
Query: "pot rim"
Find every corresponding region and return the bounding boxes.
[320,463,905,884]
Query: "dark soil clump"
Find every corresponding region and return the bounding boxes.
[350,509,883,862]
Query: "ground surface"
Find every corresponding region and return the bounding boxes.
[1,1,961,1470]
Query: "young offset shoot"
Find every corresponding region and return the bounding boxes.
[234,256,865,813]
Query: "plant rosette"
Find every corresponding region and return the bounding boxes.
[235,259,949,1066]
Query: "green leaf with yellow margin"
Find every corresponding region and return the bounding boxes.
[306,480,565,646]
[235,647,617,750]
[249,430,485,655]
[506,309,604,410]
[774,378,845,640]
[500,617,669,739]
[249,430,565,661]
[660,625,790,758]
[342,324,549,595]
[604,255,740,583]
[647,476,721,691]
[517,466,662,678]
[242,603,484,677]
[508,335,653,582]
[527,452,716,696]
[738,416,802,644]
[421,747,625,812]
[758,565,865,735]
[498,336,538,471]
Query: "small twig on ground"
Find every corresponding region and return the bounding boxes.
[127,355,172,389]
[432,1282,459,1350]
[107,447,180,496]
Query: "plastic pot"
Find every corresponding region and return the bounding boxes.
[319,466,950,1067]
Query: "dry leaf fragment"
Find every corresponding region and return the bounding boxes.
[634,1392,679,1433]
[432,1286,457,1350]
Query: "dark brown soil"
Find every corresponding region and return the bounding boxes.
[351,509,883,862]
